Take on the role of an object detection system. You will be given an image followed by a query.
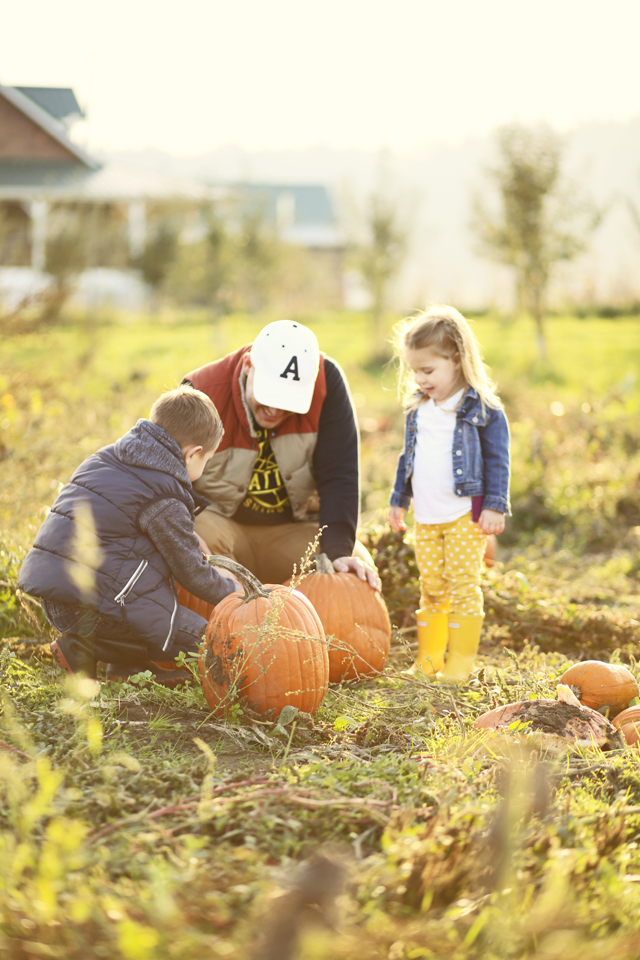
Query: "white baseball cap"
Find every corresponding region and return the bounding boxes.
[250,320,320,414]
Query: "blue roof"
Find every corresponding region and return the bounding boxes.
[231,183,335,227]
[16,87,84,122]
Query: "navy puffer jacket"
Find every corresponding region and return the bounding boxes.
[18,420,210,653]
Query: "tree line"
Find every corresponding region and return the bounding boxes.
[2,121,639,357]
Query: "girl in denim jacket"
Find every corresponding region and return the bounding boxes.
[389,306,510,681]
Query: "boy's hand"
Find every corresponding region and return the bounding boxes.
[478,509,505,535]
[389,506,406,532]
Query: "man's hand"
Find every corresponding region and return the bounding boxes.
[388,506,406,531]
[478,509,505,535]
[333,556,381,591]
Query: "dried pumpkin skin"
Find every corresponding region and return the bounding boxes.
[288,553,391,683]
[199,556,329,718]
[559,660,639,718]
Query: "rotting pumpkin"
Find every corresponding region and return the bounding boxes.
[475,698,624,750]
[287,553,391,683]
[559,660,639,718]
[199,555,329,718]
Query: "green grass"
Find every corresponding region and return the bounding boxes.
[3,307,640,957]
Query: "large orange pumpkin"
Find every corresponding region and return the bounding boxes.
[560,660,638,718]
[287,553,391,683]
[175,582,215,622]
[199,555,329,718]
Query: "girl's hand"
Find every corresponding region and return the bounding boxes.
[478,509,505,535]
[389,506,406,531]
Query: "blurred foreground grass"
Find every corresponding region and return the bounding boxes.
[2,308,640,957]
[4,629,640,958]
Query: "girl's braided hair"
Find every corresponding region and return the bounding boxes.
[392,305,503,413]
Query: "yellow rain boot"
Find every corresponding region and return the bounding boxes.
[438,614,484,682]
[411,610,449,677]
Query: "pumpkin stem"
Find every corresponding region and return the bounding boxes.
[205,554,271,602]
[314,553,335,575]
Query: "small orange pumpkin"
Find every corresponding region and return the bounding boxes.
[287,553,391,683]
[618,721,640,747]
[199,556,329,718]
[613,706,640,747]
[560,660,638,718]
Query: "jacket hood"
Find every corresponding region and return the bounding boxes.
[114,419,191,487]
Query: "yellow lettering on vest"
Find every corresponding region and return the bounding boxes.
[248,474,261,492]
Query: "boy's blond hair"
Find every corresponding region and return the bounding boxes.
[392,304,503,413]
[150,386,224,452]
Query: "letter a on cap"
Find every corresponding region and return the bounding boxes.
[280,356,300,381]
[251,319,320,415]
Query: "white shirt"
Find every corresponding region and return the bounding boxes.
[412,388,472,524]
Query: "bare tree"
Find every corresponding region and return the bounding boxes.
[628,177,640,238]
[471,123,600,359]
[347,173,412,356]
[165,203,234,316]
[230,202,283,314]
[130,204,185,304]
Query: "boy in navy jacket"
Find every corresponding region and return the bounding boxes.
[19,386,239,685]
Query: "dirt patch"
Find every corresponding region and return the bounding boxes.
[101,701,281,774]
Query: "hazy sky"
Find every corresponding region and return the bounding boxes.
[3,0,640,155]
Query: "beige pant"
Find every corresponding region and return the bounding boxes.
[195,509,373,584]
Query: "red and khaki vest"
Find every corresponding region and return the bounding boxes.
[185,345,327,521]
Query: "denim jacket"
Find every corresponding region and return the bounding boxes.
[390,386,511,516]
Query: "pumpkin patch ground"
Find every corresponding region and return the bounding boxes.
[4,312,640,956]
[4,539,640,957]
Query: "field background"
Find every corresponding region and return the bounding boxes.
[3,310,640,958]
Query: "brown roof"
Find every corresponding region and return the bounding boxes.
[0,85,98,168]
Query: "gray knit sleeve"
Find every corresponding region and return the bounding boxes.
[139,498,237,606]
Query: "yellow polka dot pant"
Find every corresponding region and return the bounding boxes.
[415,511,487,616]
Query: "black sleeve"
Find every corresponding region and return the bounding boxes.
[312,358,360,561]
